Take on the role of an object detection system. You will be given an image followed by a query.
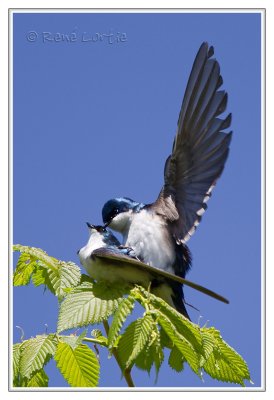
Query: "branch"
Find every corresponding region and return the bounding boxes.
[103,320,135,387]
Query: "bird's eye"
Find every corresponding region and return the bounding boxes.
[110,208,119,220]
[104,208,121,227]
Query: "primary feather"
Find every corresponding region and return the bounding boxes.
[152,42,232,243]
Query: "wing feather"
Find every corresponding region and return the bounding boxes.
[92,247,229,303]
[152,42,232,242]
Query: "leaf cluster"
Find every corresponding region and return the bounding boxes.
[13,245,252,387]
[13,333,100,387]
[13,244,81,300]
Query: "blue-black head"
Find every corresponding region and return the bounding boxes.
[102,197,144,227]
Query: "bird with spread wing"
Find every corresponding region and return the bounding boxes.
[79,42,232,319]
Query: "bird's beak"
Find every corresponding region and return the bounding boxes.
[86,222,95,229]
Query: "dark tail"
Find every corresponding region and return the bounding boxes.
[151,280,191,320]
[170,281,191,320]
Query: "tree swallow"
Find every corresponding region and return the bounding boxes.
[78,223,229,318]
[101,43,232,316]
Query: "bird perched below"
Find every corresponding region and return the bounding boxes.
[101,42,232,318]
[78,222,229,318]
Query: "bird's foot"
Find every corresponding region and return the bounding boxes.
[118,245,140,260]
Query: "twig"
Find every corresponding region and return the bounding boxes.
[103,320,135,387]
[82,337,107,346]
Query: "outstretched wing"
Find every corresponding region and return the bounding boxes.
[92,247,229,303]
[152,42,232,242]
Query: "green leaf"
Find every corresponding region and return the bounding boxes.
[159,326,173,349]
[135,323,164,376]
[13,245,81,298]
[168,346,185,372]
[20,334,57,379]
[13,253,36,286]
[117,314,154,369]
[132,286,203,376]
[13,343,22,386]
[149,328,164,377]
[143,288,202,353]
[200,329,215,365]
[54,342,99,387]
[201,328,251,385]
[214,331,251,381]
[202,349,244,385]
[134,287,201,373]
[31,264,55,294]
[13,245,59,271]
[22,369,49,387]
[108,295,135,348]
[59,330,87,350]
[57,281,127,333]
[157,312,200,375]
[46,261,81,299]
[32,261,81,299]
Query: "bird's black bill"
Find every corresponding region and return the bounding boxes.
[86,222,95,229]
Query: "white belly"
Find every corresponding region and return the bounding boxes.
[80,251,176,310]
[81,255,151,287]
[124,209,175,273]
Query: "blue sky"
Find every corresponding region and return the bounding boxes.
[13,11,262,388]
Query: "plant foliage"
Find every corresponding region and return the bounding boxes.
[54,342,99,387]
[13,245,252,387]
[13,244,81,299]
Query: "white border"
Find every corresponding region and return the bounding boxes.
[8,8,265,13]
[3,4,266,396]
[260,9,266,393]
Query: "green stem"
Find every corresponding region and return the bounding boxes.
[83,337,107,347]
[102,320,135,387]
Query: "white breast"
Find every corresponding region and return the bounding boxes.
[124,209,175,273]
[78,231,105,269]
[78,232,151,286]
